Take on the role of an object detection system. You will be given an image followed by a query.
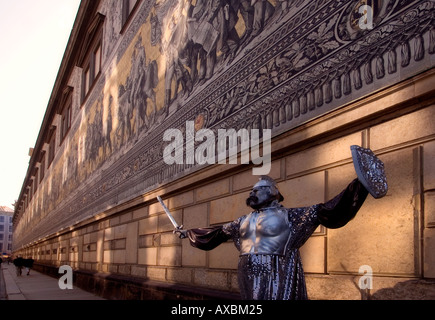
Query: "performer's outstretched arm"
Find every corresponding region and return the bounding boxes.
[185,227,232,251]
[317,178,369,229]
[177,216,244,251]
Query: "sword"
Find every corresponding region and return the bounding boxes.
[156,196,186,238]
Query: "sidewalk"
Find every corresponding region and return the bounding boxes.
[0,263,104,300]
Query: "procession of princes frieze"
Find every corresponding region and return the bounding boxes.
[93,0,433,160]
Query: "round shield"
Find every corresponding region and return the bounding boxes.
[351,145,388,199]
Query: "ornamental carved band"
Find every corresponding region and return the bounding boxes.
[15,0,435,248]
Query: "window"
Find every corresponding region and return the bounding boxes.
[0,216,4,223]
[82,42,102,101]
[60,92,73,141]
[33,168,39,194]
[79,14,105,103]
[28,181,33,200]
[122,0,140,28]
[84,66,91,96]
[94,44,101,76]
[40,152,46,182]
[48,128,56,166]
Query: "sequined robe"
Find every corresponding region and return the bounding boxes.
[186,179,368,300]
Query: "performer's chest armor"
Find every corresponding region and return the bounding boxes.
[239,208,291,256]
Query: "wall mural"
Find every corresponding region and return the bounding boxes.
[15,0,435,248]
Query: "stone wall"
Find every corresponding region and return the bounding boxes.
[16,69,435,299]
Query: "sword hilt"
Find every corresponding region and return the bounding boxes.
[174,225,187,239]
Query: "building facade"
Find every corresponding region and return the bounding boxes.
[0,206,13,257]
[13,0,435,299]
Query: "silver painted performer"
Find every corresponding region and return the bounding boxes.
[172,146,387,300]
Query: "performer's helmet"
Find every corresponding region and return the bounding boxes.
[253,176,284,202]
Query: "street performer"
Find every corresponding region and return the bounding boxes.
[169,145,388,300]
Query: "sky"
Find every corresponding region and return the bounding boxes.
[0,0,81,209]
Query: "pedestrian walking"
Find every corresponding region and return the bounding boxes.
[13,256,24,276]
[23,258,34,276]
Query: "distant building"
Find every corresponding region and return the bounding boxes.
[12,0,435,300]
[0,206,13,257]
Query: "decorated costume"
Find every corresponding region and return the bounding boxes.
[179,146,387,299]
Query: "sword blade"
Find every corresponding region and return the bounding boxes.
[157,196,180,229]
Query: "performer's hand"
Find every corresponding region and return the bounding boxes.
[174,229,187,239]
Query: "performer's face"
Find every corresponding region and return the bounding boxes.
[246,186,274,209]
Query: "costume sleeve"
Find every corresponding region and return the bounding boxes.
[186,227,232,251]
[317,178,368,229]
[186,216,244,251]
